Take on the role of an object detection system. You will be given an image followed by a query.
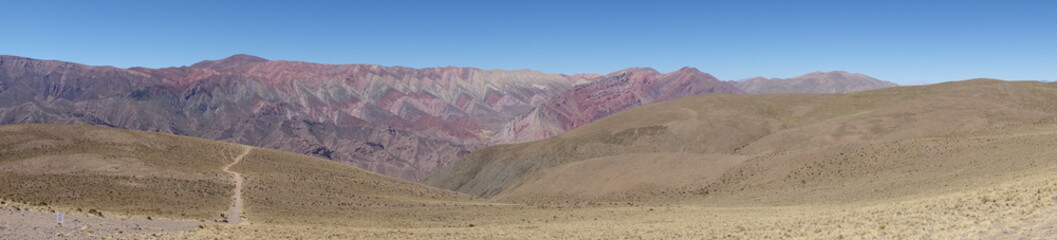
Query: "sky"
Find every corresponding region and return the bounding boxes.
[3,0,1055,85]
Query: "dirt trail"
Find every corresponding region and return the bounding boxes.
[222,146,252,224]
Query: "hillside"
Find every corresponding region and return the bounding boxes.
[427,79,1057,203]
[736,71,897,94]
[492,67,744,144]
[0,55,573,180]
[6,117,1057,238]
[0,124,470,223]
[1,55,906,182]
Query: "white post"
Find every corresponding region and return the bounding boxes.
[56,211,65,226]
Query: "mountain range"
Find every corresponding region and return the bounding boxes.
[0,54,896,180]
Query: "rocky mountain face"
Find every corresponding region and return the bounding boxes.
[736,71,897,94]
[0,54,896,180]
[0,55,572,180]
[491,67,744,144]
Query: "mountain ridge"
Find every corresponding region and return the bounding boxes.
[0,54,900,180]
[736,70,897,94]
[490,66,745,144]
[0,54,573,180]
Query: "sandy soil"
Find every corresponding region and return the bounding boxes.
[111,171,1057,239]
[0,204,206,239]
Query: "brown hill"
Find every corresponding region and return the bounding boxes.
[736,71,897,94]
[426,79,1057,203]
[0,124,468,224]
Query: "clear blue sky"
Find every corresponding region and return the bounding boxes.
[4,0,1055,85]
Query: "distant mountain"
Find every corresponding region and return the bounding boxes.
[0,55,573,180]
[492,67,744,144]
[0,54,903,180]
[736,71,897,94]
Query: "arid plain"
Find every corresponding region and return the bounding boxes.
[3,79,1057,239]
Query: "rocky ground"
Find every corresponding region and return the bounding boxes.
[0,203,206,239]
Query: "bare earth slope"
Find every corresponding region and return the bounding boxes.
[427,79,1057,203]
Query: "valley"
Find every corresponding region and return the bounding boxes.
[1,79,1056,239]
[6,1,1054,238]
[0,55,895,181]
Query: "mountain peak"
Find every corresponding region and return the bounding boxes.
[223,54,269,63]
[674,66,703,74]
[665,66,720,82]
[610,67,660,76]
[190,54,269,70]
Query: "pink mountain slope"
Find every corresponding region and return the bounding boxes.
[0,54,571,180]
[492,67,745,144]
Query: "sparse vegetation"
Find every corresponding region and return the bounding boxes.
[0,124,241,220]
[5,79,1057,239]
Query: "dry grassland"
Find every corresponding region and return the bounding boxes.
[123,167,1057,239]
[0,124,240,221]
